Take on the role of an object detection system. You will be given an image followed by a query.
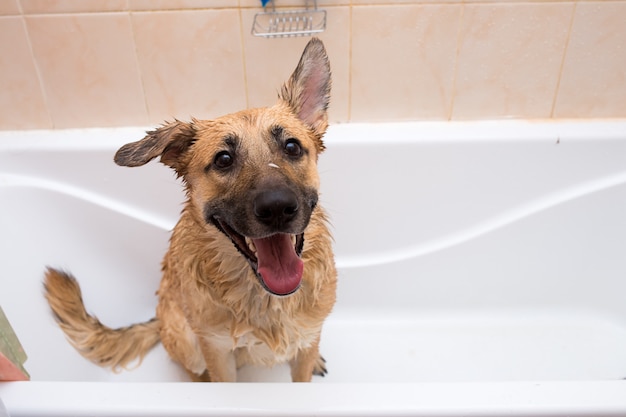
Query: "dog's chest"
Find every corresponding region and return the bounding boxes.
[231,315,319,365]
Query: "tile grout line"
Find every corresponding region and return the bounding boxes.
[447,2,465,121]
[346,2,353,122]
[127,9,152,125]
[237,2,251,110]
[550,0,577,119]
[21,13,55,129]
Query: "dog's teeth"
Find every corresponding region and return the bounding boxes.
[290,234,296,246]
[246,237,256,253]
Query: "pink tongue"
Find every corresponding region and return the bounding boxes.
[253,234,303,295]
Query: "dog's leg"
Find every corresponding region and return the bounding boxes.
[198,337,237,382]
[289,336,324,382]
[157,294,213,381]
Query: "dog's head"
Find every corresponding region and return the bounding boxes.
[114,38,331,297]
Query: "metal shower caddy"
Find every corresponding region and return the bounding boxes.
[252,0,326,38]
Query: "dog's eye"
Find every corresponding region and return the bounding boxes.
[284,139,302,158]
[213,151,234,170]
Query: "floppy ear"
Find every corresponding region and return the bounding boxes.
[280,38,331,144]
[114,120,196,173]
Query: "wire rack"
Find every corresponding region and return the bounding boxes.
[251,0,326,38]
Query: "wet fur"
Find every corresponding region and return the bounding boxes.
[44,39,337,382]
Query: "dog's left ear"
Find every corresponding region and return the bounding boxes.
[280,38,331,150]
[114,120,196,174]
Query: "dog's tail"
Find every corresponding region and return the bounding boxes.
[43,267,161,371]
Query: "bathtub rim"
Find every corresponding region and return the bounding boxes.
[1,380,626,416]
[1,119,626,151]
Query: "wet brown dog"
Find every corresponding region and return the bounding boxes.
[44,38,337,382]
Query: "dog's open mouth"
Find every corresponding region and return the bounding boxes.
[211,217,305,296]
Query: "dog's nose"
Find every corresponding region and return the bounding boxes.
[254,188,299,227]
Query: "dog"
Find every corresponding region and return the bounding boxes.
[43,38,337,383]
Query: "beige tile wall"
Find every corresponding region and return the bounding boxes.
[1,0,624,130]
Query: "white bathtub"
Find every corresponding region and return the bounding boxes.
[1,120,626,416]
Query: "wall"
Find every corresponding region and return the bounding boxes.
[1,0,625,130]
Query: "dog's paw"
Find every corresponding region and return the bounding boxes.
[312,355,327,377]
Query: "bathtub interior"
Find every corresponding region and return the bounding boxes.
[0,122,626,386]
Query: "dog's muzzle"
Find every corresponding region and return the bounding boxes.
[208,186,316,297]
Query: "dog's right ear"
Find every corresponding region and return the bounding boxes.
[114,120,196,173]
